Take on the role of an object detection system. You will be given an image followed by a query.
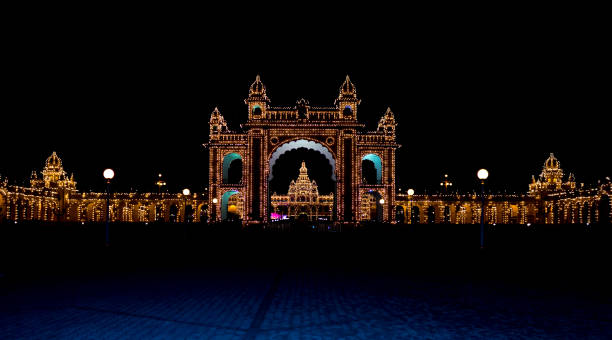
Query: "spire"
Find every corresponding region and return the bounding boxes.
[209,107,229,137]
[248,74,269,99]
[377,107,397,134]
[339,75,357,98]
[300,161,308,174]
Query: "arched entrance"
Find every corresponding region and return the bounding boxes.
[223,153,243,184]
[361,190,383,222]
[221,190,243,221]
[206,76,399,224]
[267,139,337,222]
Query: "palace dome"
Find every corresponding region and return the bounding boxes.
[544,153,560,169]
[45,151,63,170]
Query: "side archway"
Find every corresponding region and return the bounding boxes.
[223,153,243,184]
[362,154,382,184]
[221,190,241,221]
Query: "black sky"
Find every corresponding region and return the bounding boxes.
[2,12,610,194]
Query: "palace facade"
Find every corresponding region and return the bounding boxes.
[270,162,334,221]
[1,76,610,225]
[0,152,206,223]
[393,153,611,225]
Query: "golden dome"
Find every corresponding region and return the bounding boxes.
[45,151,63,170]
[544,153,560,169]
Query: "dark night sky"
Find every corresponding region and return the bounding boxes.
[2,13,610,195]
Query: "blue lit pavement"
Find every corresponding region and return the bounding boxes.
[1,267,610,339]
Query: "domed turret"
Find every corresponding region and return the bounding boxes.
[33,152,76,190]
[245,75,270,120]
[336,75,361,119]
[545,153,560,169]
[249,74,267,97]
[45,151,63,171]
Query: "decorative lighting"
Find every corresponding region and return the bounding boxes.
[407,189,414,196]
[477,169,489,181]
[103,169,115,180]
[182,188,190,196]
[212,198,218,204]
[379,199,385,204]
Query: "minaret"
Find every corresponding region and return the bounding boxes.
[245,75,270,120]
[335,75,361,119]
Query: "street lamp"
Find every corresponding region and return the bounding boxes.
[156,173,166,194]
[407,189,414,224]
[477,169,489,249]
[103,168,114,247]
[182,188,190,223]
[211,197,218,222]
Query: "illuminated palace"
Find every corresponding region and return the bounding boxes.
[394,153,611,225]
[270,162,334,221]
[0,152,206,223]
[1,78,611,225]
[206,75,398,223]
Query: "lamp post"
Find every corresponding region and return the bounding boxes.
[211,197,218,223]
[103,168,114,247]
[156,174,166,194]
[477,169,489,249]
[407,189,414,224]
[182,188,190,223]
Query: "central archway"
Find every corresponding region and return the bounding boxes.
[268,139,336,181]
[267,139,337,221]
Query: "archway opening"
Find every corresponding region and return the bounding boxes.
[221,190,242,221]
[362,154,382,184]
[169,205,178,223]
[252,105,262,116]
[268,139,336,222]
[362,191,383,222]
[223,153,243,184]
[427,206,436,224]
[411,206,420,224]
[395,206,405,223]
[343,105,353,117]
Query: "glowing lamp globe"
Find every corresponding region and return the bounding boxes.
[103,169,115,180]
[379,199,385,204]
[212,198,218,204]
[477,169,489,180]
[407,189,415,196]
[182,188,190,196]
[227,205,237,213]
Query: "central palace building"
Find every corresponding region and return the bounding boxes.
[1,76,610,225]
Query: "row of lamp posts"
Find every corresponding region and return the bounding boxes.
[103,168,489,247]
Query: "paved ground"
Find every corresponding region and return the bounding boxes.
[1,266,610,339]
